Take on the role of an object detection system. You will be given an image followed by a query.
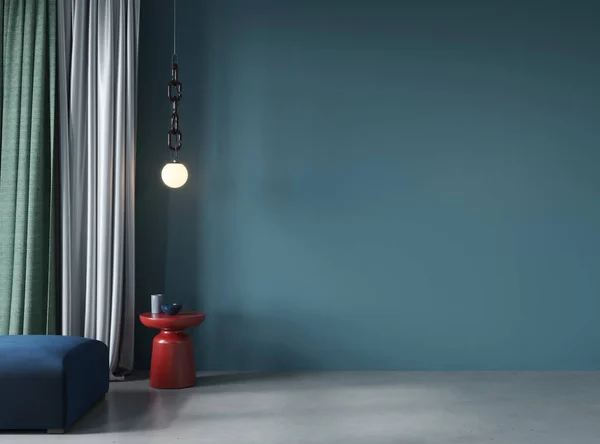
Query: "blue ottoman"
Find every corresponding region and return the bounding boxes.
[0,335,109,433]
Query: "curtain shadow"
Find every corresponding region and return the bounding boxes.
[71,388,190,434]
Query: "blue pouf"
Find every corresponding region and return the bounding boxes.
[0,335,109,432]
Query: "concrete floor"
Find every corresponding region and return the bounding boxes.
[2,372,600,443]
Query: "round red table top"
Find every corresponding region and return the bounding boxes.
[139,311,206,330]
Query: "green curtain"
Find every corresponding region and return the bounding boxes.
[0,0,56,335]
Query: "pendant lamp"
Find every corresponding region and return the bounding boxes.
[161,0,188,189]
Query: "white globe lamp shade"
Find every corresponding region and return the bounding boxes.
[161,162,188,188]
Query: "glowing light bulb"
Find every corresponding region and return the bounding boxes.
[161,161,188,188]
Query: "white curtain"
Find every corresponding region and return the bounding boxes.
[57,0,140,378]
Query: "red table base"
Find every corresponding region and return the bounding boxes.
[150,330,196,389]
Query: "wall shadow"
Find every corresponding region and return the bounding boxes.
[135,0,208,369]
[197,372,304,387]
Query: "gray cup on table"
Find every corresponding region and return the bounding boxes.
[151,294,164,314]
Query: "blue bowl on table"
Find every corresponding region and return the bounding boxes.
[161,303,182,315]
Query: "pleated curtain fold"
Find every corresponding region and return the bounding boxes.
[0,0,57,335]
[57,0,139,378]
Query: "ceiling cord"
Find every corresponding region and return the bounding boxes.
[173,0,177,58]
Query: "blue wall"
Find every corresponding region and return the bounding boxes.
[136,0,600,370]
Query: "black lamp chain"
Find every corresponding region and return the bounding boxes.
[167,0,182,160]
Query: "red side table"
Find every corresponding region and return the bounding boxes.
[139,311,206,389]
